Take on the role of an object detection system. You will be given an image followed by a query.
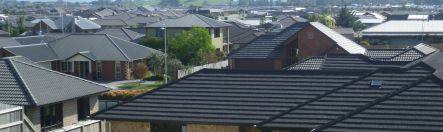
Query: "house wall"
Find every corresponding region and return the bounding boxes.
[90,94,100,114]
[210,28,225,51]
[51,60,131,81]
[297,25,347,61]
[24,106,41,131]
[230,59,279,70]
[109,121,150,132]
[31,21,53,35]
[0,48,15,58]
[63,99,78,126]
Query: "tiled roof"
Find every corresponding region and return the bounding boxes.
[94,51,443,131]
[3,34,160,62]
[146,14,231,28]
[262,64,432,129]
[95,28,144,42]
[230,22,309,59]
[286,57,324,70]
[92,19,128,26]
[95,69,366,125]
[362,20,443,36]
[0,56,110,106]
[287,44,438,71]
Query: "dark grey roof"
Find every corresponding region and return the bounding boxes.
[0,56,110,106]
[3,34,160,62]
[95,28,144,42]
[146,14,231,28]
[94,69,367,125]
[95,51,443,131]
[225,21,262,45]
[124,16,161,25]
[286,57,324,70]
[4,44,59,62]
[287,44,438,71]
[262,64,434,130]
[13,36,57,45]
[230,22,309,59]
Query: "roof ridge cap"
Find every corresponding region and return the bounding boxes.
[7,59,38,106]
[257,69,378,127]
[195,14,214,27]
[312,75,433,131]
[105,35,132,61]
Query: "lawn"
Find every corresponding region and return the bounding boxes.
[117,81,164,90]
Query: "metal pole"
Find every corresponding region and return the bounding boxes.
[163,24,168,84]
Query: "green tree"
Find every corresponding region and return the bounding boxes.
[159,0,180,7]
[148,53,185,80]
[168,26,216,65]
[309,14,336,28]
[139,36,164,51]
[336,5,358,28]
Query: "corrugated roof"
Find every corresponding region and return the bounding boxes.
[310,22,366,54]
[0,56,110,106]
[362,20,443,36]
[146,14,231,28]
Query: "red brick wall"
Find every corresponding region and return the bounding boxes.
[0,49,15,58]
[51,60,132,81]
[297,25,347,61]
[31,22,52,34]
[230,59,279,70]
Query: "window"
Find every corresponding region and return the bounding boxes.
[40,103,63,132]
[60,61,72,73]
[214,28,221,38]
[151,123,182,132]
[96,61,103,80]
[115,61,121,80]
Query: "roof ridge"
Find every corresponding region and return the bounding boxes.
[10,58,111,91]
[256,69,378,127]
[104,34,131,61]
[195,14,214,27]
[312,74,433,131]
[6,58,38,106]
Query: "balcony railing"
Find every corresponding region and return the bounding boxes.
[50,120,104,132]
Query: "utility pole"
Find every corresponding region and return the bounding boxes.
[161,23,167,84]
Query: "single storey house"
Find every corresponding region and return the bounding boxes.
[0,34,160,81]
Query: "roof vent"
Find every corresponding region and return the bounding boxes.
[370,80,383,88]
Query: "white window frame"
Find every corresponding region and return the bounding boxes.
[60,61,73,73]
[115,61,121,80]
[96,61,103,80]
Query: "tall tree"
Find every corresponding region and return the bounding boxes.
[336,5,358,28]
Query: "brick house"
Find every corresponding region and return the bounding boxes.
[31,15,101,35]
[0,56,110,132]
[229,22,366,70]
[94,48,443,132]
[0,34,160,81]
